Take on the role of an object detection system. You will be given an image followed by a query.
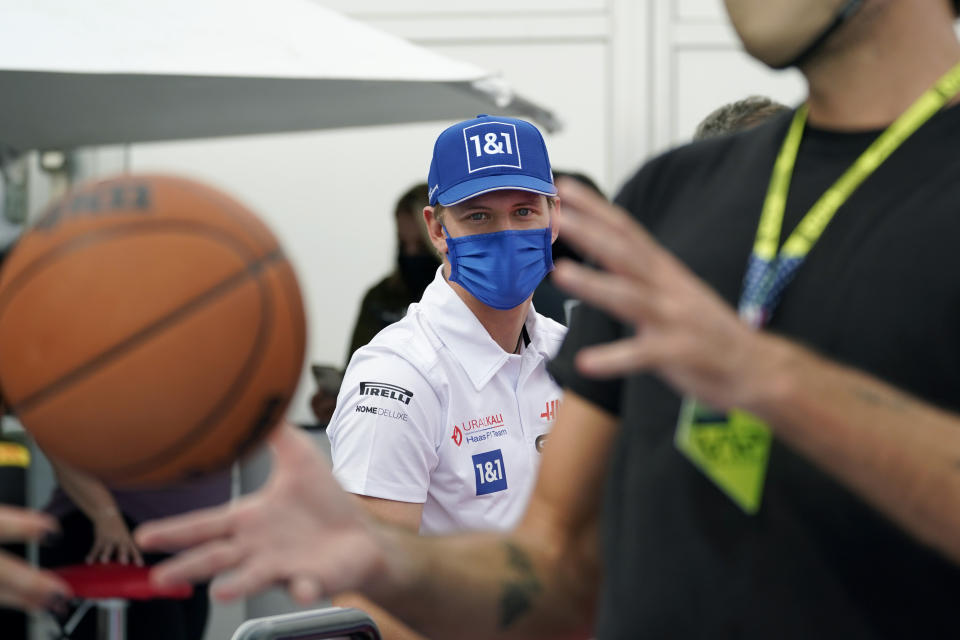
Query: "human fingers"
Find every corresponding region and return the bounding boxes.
[113,532,144,566]
[0,552,72,611]
[266,421,336,484]
[269,420,318,460]
[575,338,659,379]
[0,506,58,543]
[130,541,145,567]
[211,541,360,603]
[100,540,117,564]
[557,204,664,286]
[556,177,637,237]
[116,539,140,566]
[86,539,106,565]
[150,539,246,589]
[289,576,322,605]
[556,179,664,279]
[135,503,235,552]
[116,542,127,565]
[208,558,277,602]
[553,260,658,324]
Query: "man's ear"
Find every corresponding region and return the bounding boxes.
[423,206,447,257]
[549,197,561,244]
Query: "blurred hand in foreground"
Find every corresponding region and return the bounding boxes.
[0,505,72,610]
[135,422,388,604]
[552,177,771,410]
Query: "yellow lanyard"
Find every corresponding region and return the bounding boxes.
[743,59,960,320]
[680,59,960,516]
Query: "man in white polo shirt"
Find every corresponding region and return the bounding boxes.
[327,114,566,535]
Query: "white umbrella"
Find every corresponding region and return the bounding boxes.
[0,0,559,151]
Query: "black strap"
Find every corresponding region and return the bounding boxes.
[773,0,864,70]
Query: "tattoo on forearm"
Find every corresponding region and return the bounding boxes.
[506,541,534,573]
[498,542,543,630]
[853,385,911,411]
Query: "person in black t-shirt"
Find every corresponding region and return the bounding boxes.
[134,2,960,639]
[546,2,960,637]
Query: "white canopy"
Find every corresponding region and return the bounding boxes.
[0,0,559,151]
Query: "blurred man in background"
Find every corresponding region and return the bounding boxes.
[345,182,439,362]
[693,94,789,140]
[309,183,439,428]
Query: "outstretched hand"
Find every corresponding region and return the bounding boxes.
[0,505,72,610]
[135,422,388,604]
[553,178,778,410]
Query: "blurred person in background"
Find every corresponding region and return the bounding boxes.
[693,95,790,140]
[345,182,439,362]
[41,461,228,639]
[309,183,439,428]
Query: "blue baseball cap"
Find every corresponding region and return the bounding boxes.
[427,115,557,206]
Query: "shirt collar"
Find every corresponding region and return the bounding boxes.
[418,267,550,391]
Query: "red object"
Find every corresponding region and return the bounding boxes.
[54,563,193,600]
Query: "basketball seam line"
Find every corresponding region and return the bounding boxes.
[0,219,272,324]
[234,263,305,461]
[175,178,278,256]
[100,257,276,478]
[11,249,283,416]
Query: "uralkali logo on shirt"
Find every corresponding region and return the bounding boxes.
[459,413,505,431]
[454,413,508,446]
[359,381,414,405]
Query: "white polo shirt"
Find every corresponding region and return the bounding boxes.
[328,269,566,534]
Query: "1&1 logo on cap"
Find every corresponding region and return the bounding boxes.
[462,121,521,173]
[472,449,508,495]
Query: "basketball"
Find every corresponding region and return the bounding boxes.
[0,174,306,486]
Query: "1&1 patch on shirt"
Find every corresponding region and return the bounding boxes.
[472,449,508,495]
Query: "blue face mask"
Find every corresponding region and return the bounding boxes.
[444,225,554,310]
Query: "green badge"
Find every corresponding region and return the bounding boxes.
[675,396,772,514]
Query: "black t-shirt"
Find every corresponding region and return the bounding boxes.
[549,104,960,639]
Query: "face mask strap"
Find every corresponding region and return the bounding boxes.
[543,224,555,272]
[441,224,459,281]
[772,0,864,70]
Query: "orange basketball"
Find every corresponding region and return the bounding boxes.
[0,174,306,486]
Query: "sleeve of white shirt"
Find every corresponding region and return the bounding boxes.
[327,347,443,503]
